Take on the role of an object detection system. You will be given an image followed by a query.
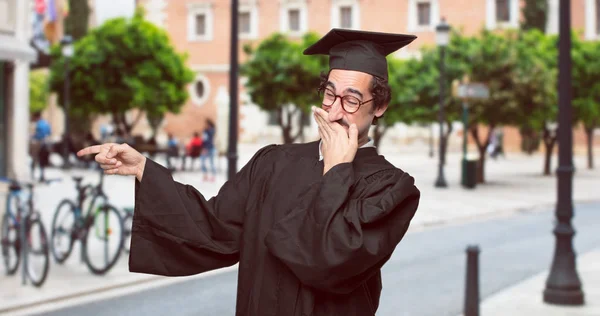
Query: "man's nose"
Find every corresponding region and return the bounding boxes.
[327,98,344,122]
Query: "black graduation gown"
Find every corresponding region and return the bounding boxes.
[129,141,420,316]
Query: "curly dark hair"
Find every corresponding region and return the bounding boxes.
[318,70,391,125]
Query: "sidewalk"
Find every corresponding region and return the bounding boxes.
[1,143,599,314]
[473,248,600,316]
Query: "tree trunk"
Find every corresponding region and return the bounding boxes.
[470,124,495,184]
[542,126,558,176]
[147,113,163,143]
[373,122,388,148]
[111,112,127,137]
[278,107,295,144]
[298,111,306,143]
[123,110,145,137]
[585,126,594,169]
[519,126,540,155]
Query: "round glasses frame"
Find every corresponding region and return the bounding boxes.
[318,88,374,114]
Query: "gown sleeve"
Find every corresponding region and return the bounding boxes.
[129,145,276,277]
[263,163,420,294]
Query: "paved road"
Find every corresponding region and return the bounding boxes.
[36,202,600,316]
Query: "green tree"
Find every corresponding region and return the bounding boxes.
[419,31,474,158]
[29,69,50,116]
[572,36,600,169]
[519,0,549,155]
[241,32,327,144]
[513,29,558,175]
[521,0,548,31]
[380,31,472,155]
[64,0,90,40]
[374,57,422,147]
[49,7,194,140]
[454,29,520,183]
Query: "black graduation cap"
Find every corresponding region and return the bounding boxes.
[303,28,417,80]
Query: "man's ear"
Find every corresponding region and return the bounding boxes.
[375,103,389,118]
[371,103,389,125]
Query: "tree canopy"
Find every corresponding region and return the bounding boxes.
[29,69,50,116]
[241,32,327,144]
[49,7,194,137]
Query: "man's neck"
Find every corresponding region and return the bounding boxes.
[357,137,369,147]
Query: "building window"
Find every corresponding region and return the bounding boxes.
[408,0,438,32]
[417,2,431,26]
[239,12,250,34]
[239,2,259,39]
[189,74,211,107]
[340,6,353,28]
[187,3,213,42]
[331,0,360,29]
[195,14,206,36]
[280,0,308,35]
[195,81,205,99]
[288,9,300,32]
[496,0,510,22]
[487,0,517,29]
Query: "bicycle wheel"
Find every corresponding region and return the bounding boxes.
[1,212,20,275]
[25,216,50,287]
[83,203,124,275]
[50,199,77,264]
[121,211,133,254]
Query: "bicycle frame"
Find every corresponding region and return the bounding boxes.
[4,183,32,285]
[69,170,111,262]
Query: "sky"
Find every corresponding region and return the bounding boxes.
[94,0,136,25]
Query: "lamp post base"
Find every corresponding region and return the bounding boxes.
[544,288,584,305]
[543,222,585,306]
[434,174,447,188]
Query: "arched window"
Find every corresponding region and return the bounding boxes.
[189,74,210,107]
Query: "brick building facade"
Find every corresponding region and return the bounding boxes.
[104,0,600,154]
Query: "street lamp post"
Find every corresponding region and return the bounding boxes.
[434,18,450,188]
[60,35,73,170]
[227,0,239,181]
[543,0,585,305]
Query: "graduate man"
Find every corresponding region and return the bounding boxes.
[78,28,421,316]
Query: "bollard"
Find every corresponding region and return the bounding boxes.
[464,245,480,316]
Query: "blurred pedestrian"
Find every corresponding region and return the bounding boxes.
[77,28,421,315]
[29,111,51,181]
[489,128,505,159]
[184,132,203,170]
[166,133,179,171]
[200,119,216,181]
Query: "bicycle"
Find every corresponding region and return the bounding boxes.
[121,207,133,254]
[49,168,124,275]
[1,177,56,287]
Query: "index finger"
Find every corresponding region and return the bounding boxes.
[77,145,105,157]
[314,106,329,119]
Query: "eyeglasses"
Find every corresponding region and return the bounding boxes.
[318,88,373,114]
